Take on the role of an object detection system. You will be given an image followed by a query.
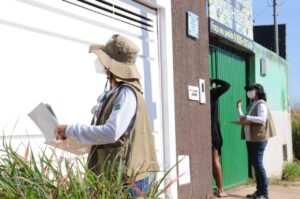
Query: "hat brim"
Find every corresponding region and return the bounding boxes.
[89,44,141,80]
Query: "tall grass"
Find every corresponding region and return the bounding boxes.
[0,141,179,199]
[282,161,300,181]
[292,107,300,160]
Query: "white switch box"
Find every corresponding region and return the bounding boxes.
[188,85,199,101]
[199,79,206,104]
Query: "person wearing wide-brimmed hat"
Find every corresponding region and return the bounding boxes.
[236,83,276,199]
[54,34,158,197]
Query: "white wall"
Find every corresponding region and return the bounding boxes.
[263,111,293,178]
[0,0,163,162]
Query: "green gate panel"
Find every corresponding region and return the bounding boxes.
[210,46,249,189]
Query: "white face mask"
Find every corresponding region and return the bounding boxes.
[94,58,106,75]
[247,90,256,99]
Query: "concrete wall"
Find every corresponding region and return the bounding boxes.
[250,42,292,178]
[172,0,212,198]
[264,111,292,177]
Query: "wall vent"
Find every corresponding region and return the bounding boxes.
[283,144,288,161]
[62,0,154,31]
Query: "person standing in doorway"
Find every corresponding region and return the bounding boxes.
[210,78,230,197]
[236,84,276,199]
[54,34,159,197]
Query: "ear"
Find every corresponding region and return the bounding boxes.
[254,89,260,94]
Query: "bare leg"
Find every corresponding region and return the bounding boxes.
[212,148,228,197]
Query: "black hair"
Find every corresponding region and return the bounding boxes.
[256,88,267,102]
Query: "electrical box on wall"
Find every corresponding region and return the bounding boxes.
[199,79,206,104]
[188,85,200,101]
[178,155,191,185]
[260,58,267,76]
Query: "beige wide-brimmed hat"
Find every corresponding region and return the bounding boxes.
[89,34,141,80]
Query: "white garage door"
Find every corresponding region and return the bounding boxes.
[0,0,163,167]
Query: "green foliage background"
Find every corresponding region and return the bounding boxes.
[292,108,300,160]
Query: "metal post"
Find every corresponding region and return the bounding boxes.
[273,0,279,54]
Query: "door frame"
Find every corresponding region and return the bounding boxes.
[133,1,178,198]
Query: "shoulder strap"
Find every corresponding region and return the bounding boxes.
[255,100,268,111]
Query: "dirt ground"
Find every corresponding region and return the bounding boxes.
[212,181,300,199]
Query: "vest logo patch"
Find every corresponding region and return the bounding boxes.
[114,103,121,111]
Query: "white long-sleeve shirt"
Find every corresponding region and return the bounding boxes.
[66,86,137,145]
[237,100,268,141]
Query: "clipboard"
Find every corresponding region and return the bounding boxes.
[231,120,254,125]
[28,103,91,155]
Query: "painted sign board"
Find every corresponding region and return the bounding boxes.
[208,0,253,50]
[187,11,199,39]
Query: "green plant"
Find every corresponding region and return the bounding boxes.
[282,161,300,181]
[291,107,300,160]
[268,178,290,186]
[0,141,180,199]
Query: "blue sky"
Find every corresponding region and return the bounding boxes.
[252,0,300,105]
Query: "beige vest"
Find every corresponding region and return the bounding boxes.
[87,83,159,180]
[241,100,277,142]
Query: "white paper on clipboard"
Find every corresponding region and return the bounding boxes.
[28,103,91,155]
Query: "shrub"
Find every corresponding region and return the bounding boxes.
[0,142,179,199]
[282,161,300,181]
[291,107,300,160]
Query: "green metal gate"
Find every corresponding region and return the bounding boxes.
[210,46,249,188]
